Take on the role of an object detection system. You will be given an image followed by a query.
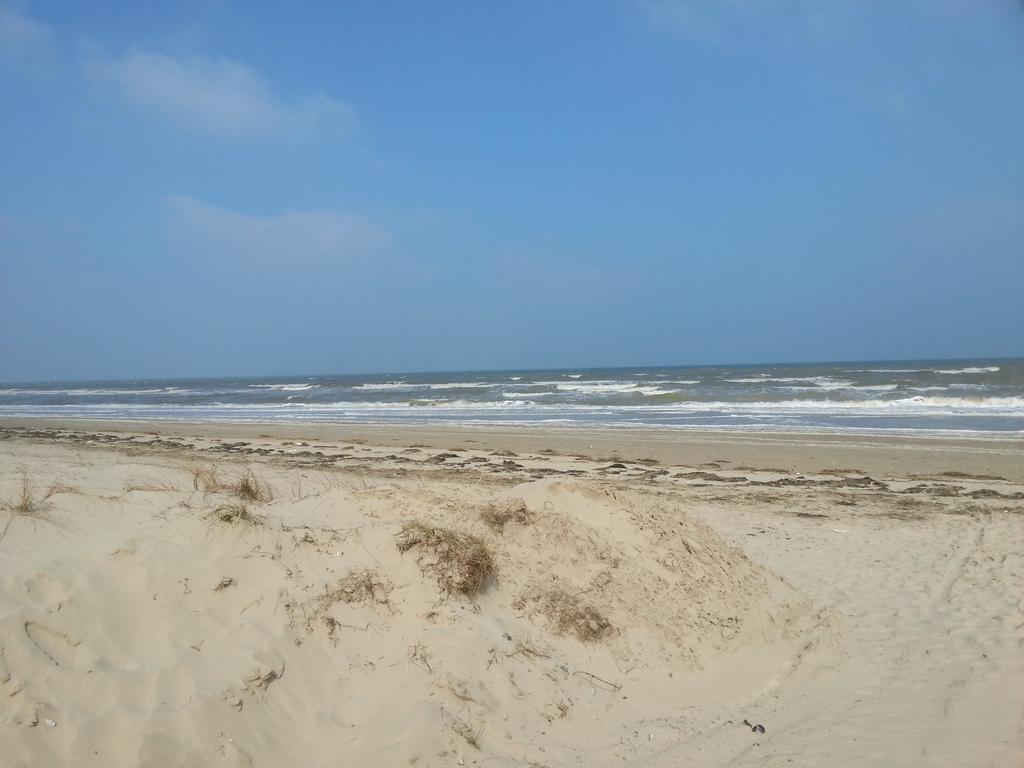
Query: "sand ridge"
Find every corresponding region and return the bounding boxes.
[1,424,1022,766]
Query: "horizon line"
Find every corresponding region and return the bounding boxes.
[2,354,1021,387]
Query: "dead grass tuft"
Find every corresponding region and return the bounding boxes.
[191,464,222,493]
[44,480,81,499]
[292,571,393,641]
[451,717,481,749]
[396,521,495,595]
[124,478,178,493]
[1,472,60,543]
[329,569,392,605]
[480,498,534,532]
[212,503,263,526]
[3,474,53,519]
[516,589,613,642]
[235,468,272,503]
[191,464,272,503]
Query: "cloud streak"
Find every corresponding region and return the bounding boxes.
[86,48,355,140]
[639,0,979,44]
[636,0,859,43]
[0,3,54,69]
[165,196,394,265]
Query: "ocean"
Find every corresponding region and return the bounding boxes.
[1,358,1022,436]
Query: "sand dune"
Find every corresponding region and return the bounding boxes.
[1,423,1022,766]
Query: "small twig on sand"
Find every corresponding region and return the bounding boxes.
[573,669,621,691]
[337,622,370,632]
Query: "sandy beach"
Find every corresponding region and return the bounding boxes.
[1,419,1022,766]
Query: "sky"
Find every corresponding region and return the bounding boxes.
[1,1,1023,382]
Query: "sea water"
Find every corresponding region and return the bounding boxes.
[1,358,1022,435]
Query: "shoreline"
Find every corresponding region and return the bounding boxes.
[3,416,1023,482]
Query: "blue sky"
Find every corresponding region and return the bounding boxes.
[1,1,1022,381]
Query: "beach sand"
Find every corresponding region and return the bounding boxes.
[1,419,1022,766]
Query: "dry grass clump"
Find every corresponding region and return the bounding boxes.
[212,503,263,526]
[330,569,392,605]
[286,571,392,640]
[123,476,178,493]
[480,498,534,532]
[0,472,60,543]
[235,468,272,502]
[3,476,52,518]
[516,589,613,643]
[44,480,81,498]
[396,521,495,595]
[191,464,222,493]
[451,717,482,750]
[191,464,272,503]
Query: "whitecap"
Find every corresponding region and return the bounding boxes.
[934,366,1001,375]
[427,382,494,390]
[249,383,316,391]
[355,382,418,390]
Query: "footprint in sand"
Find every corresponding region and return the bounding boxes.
[23,621,98,672]
[23,574,71,606]
[243,649,286,694]
[0,644,24,701]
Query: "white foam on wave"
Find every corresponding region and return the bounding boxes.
[552,381,665,395]
[630,396,1024,413]
[848,366,1000,375]
[846,368,928,374]
[528,383,682,397]
[250,383,316,392]
[0,387,192,396]
[935,366,1001,375]
[411,398,530,408]
[6,395,1020,415]
[38,399,536,411]
[355,382,414,390]
[427,382,494,390]
[355,381,493,391]
[723,376,852,387]
[782,383,898,392]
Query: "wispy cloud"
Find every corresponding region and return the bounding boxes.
[86,47,355,140]
[640,0,982,44]
[0,2,54,70]
[638,0,726,41]
[165,196,394,264]
[638,0,856,43]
